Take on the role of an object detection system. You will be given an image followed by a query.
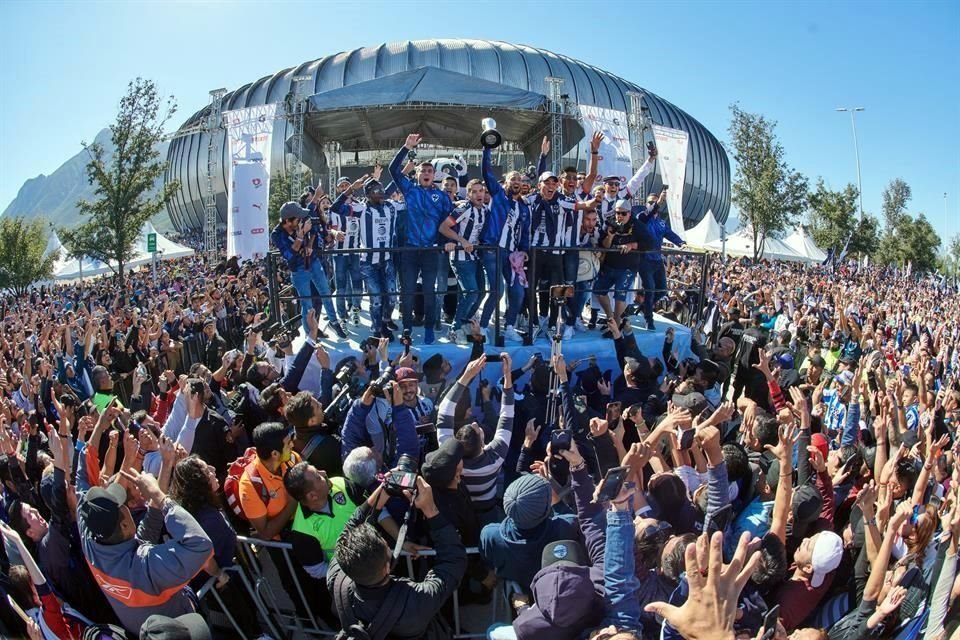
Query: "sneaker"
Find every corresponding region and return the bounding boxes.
[330,322,348,340]
[424,326,435,345]
[562,325,575,341]
[574,318,587,332]
[504,325,522,342]
[386,319,399,331]
[644,318,656,331]
[588,308,599,329]
[352,309,360,326]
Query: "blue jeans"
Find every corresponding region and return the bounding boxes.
[572,278,595,322]
[638,259,667,322]
[359,260,397,330]
[333,254,362,317]
[290,261,338,333]
[451,259,482,327]
[399,248,439,328]
[595,266,637,302]
[480,251,525,328]
[436,251,449,299]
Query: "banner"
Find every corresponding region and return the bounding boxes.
[225,103,279,259]
[651,124,689,241]
[578,105,632,183]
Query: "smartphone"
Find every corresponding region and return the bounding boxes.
[646,141,656,152]
[595,466,629,503]
[708,503,735,535]
[910,504,921,526]
[902,364,911,377]
[677,426,695,450]
[606,401,622,423]
[839,454,859,476]
[550,430,572,452]
[760,604,781,640]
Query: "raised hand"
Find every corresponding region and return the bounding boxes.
[540,136,551,156]
[460,355,486,383]
[404,133,423,150]
[590,131,604,153]
[523,419,541,449]
[765,422,799,462]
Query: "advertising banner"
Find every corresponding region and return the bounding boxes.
[651,124,689,240]
[578,105,632,183]
[224,103,278,259]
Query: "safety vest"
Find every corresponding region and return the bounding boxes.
[289,477,359,556]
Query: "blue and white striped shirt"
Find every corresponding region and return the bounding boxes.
[448,204,487,262]
[358,201,398,264]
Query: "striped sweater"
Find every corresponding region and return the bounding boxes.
[437,383,514,510]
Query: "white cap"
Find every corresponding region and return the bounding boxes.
[538,171,558,183]
[810,531,843,588]
[614,199,632,212]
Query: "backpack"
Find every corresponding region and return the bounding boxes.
[331,571,407,640]
[223,446,269,521]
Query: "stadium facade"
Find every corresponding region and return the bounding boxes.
[165,39,730,233]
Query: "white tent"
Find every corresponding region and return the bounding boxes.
[685,210,724,248]
[53,223,194,280]
[704,226,806,262]
[43,231,73,277]
[784,226,828,263]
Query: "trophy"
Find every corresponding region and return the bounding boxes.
[480,117,502,149]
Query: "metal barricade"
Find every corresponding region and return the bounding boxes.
[233,536,505,639]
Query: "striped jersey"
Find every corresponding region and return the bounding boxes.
[357,200,397,264]
[448,204,487,262]
[437,383,514,509]
[328,199,363,250]
[527,192,578,254]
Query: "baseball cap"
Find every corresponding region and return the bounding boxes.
[538,171,559,183]
[395,367,419,382]
[603,175,621,184]
[836,370,854,387]
[671,391,708,416]
[336,177,351,186]
[810,531,844,588]
[777,353,795,370]
[78,483,127,543]
[614,199,632,212]
[279,201,310,219]
[541,540,589,569]
[140,613,212,640]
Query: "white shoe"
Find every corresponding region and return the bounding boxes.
[454,328,467,344]
[574,318,587,332]
[562,325,575,341]
[504,325,522,342]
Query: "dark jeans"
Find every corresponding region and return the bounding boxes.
[333,254,362,317]
[481,250,524,328]
[531,251,576,327]
[400,248,439,328]
[638,259,667,322]
[359,260,397,330]
[451,258,483,326]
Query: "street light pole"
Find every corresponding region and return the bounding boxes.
[835,107,865,220]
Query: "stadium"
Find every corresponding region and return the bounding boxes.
[164,38,730,234]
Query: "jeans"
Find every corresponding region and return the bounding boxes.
[572,278,595,323]
[359,260,397,330]
[400,248,439,329]
[290,260,338,333]
[451,259,483,327]
[480,251,524,328]
[594,266,637,302]
[531,252,575,327]
[436,251,449,301]
[333,254,362,317]
[638,259,667,322]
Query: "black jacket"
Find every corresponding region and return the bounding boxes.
[190,408,232,483]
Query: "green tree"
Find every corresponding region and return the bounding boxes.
[267,167,314,229]
[60,78,178,288]
[898,214,941,273]
[946,234,960,279]
[881,178,912,231]
[806,179,859,255]
[852,214,881,258]
[728,104,808,260]
[0,217,59,295]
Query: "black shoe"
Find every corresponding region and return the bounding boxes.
[623,304,639,318]
[386,320,399,331]
[330,322,348,339]
[588,308,599,328]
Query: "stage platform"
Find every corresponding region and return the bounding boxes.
[291,310,694,394]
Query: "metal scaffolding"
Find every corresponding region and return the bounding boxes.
[287,75,313,198]
[203,88,226,262]
[545,76,565,172]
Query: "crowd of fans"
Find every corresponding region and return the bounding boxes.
[0,139,959,640]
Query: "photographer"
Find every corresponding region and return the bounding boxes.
[341,377,419,472]
[637,187,685,331]
[328,477,466,640]
[270,201,348,340]
[595,200,645,333]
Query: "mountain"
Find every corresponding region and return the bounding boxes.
[1,128,175,233]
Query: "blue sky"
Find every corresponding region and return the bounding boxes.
[1,0,958,242]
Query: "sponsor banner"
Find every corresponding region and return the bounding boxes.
[578,105,632,183]
[224,103,278,259]
[651,124,689,240]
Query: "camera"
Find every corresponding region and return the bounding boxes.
[550,429,572,452]
[646,141,656,152]
[384,453,419,497]
[334,359,358,387]
[399,328,413,354]
[484,353,509,362]
[369,366,396,396]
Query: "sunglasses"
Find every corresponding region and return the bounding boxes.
[615,210,631,216]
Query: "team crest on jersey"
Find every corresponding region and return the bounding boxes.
[431,193,440,202]
[333,491,346,505]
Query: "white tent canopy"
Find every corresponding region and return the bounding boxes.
[685,210,724,248]
[784,226,828,263]
[53,223,194,280]
[704,226,806,262]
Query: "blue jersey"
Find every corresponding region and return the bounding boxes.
[388,147,453,247]
[637,204,685,261]
[480,147,530,253]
